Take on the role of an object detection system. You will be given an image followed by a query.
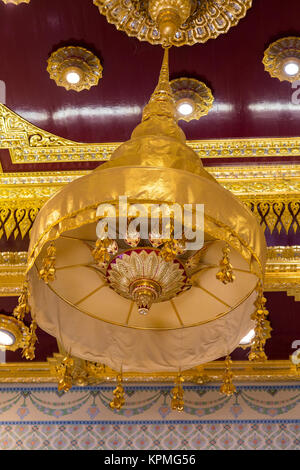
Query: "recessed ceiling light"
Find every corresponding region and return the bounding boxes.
[177,101,194,116]
[0,329,15,347]
[239,329,255,346]
[66,71,81,84]
[263,38,300,83]
[284,61,299,76]
[171,79,214,122]
[47,46,103,92]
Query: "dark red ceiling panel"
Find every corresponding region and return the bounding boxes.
[1,0,300,144]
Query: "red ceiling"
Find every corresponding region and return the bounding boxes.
[1,0,300,145]
[0,0,299,365]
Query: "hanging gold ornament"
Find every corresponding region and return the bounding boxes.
[171,373,185,412]
[39,243,56,284]
[56,354,75,393]
[13,281,30,321]
[249,282,272,362]
[109,374,125,411]
[92,238,118,266]
[216,244,235,284]
[220,355,236,396]
[22,320,37,360]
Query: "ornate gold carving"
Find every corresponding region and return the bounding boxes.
[219,355,236,396]
[39,243,56,284]
[171,373,185,412]
[249,283,272,362]
[0,355,298,383]
[170,77,214,121]
[94,0,252,47]
[47,46,103,92]
[263,37,300,83]
[216,244,235,284]
[3,104,300,163]
[109,374,125,411]
[1,0,30,4]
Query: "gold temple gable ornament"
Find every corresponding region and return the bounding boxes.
[263,37,300,83]
[93,0,252,47]
[3,103,300,163]
[47,46,103,92]
[170,77,214,122]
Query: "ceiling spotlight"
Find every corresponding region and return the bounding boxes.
[0,329,15,347]
[47,46,103,92]
[0,314,30,351]
[170,78,214,122]
[283,60,300,77]
[239,329,255,347]
[263,37,300,83]
[65,69,81,85]
[177,100,194,116]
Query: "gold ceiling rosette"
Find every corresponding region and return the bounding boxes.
[93,0,252,46]
[22,48,267,377]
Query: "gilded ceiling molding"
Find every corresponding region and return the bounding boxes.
[1,247,299,298]
[0,356,299,383]
[0,167,299,245]
[2,104,300,163]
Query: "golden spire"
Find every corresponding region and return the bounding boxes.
[142,47,177,122]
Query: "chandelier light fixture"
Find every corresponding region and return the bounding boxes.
[170,77,214,121]
[263,37,300,83]
[47,46,103,92]
[13,44,270,407]
[93,0,253,47]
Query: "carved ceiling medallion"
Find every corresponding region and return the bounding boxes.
[47,46,103,92]
[93,0,253,47]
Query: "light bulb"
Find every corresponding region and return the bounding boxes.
[284,61,299,76]
[66,71,81,84]
[0,329,15,347]
[177,101,194,116]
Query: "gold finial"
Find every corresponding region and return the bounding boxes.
[142,47,177,122]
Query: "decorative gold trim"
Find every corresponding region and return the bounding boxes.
[0,356,299,383]
[0,165,299,243]
[47,46,103,92]
[2,104,300,163]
